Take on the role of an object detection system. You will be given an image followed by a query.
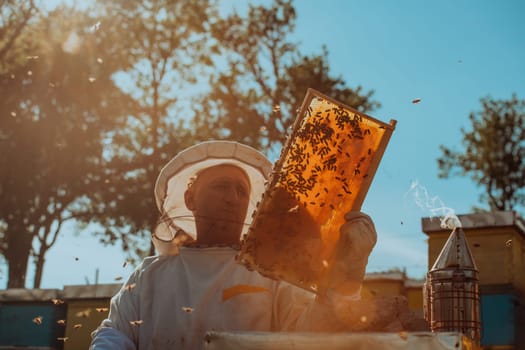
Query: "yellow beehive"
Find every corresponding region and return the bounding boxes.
[361,271,424,317]
[422,211,525,293]
[62,284,121,350]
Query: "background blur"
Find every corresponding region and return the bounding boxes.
[1,0,524,290]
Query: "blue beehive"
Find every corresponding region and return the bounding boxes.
[479,287,525,348]
[0,288,66,349]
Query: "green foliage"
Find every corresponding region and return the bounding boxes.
[0,0,38,71]
[191,0,379,153]
[0,3,133,287]
[85,0,219,259]
[1,0,382,288]
[438,95,525,212]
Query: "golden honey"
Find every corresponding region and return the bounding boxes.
[238,89,396,295]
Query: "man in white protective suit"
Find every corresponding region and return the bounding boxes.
[90,140,384,350]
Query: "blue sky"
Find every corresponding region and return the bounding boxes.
[2,0,524,289]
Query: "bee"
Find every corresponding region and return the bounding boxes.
[412,98,421,104]
[124,283,136,292]
[287,205,299,213]
[75,309,91,318]
[130,320,144,326]
[114,276,123,281]
[57,319,66,326]
[96,307,109,313]
[51,298,64,305]
[182,307,194,313]
[73,323,82,330]
[57,337,69,343]
[32,316,43,325]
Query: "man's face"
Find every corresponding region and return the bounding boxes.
[185,164,251,245]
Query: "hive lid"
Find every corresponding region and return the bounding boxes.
[430,227,478,271]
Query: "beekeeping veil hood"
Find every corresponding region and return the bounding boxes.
[153,140,272,255]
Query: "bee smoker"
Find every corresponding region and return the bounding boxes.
[423,227,481,344]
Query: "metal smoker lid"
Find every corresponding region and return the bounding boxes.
[430,227,478,271]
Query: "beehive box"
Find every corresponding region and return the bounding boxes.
[0,288,66,349]
[62,284,121,350]
[239,89,396,295]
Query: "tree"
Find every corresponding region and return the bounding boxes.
[0,4,133,288]
[191,0,380,153]
[87,0,380,262]
[0,0,37,68]
[85,0,219,258]
[437,94,525,213]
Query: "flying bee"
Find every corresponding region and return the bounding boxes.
[182,307,194,313]
[124,283,136,292]
[130,320,143,326]
[32,316,43,325]
[96,307,109,313]
[51,298,64,305]
[75,309,91,318]
[73,323,82,330]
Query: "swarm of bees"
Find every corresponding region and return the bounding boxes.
[239,89,396,294]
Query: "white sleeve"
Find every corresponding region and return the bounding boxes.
[90,267,142,349]
[89,326,136,350]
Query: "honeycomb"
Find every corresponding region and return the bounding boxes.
[238,89,396,294]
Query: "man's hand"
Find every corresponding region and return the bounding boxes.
[322,211,377,296]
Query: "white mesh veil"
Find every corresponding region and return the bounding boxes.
[153,140,272,255]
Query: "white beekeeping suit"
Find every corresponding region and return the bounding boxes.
[90,141,376,350]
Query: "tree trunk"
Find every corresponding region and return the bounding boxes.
[33,250,46,289]
[5,222,32,288]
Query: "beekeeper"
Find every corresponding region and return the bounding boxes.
[90,140,377,350]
